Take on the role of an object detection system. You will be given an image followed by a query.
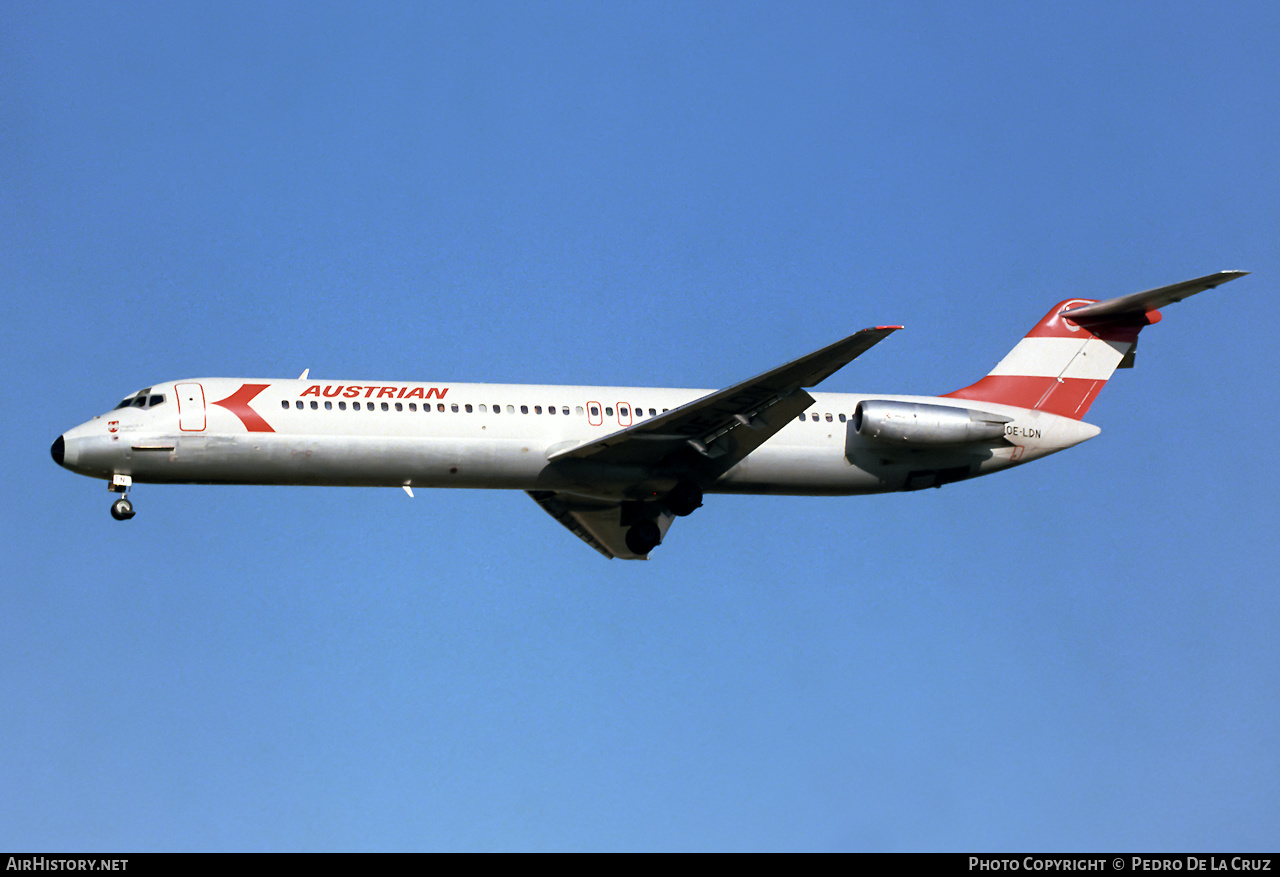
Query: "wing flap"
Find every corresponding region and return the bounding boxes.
[526,490,675,560]
[527,490,618,558]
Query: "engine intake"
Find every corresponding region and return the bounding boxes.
[851,400,1012,446]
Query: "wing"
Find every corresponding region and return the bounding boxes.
[530,325,901,559]
[527,490,675,560]
[549,325,901,474]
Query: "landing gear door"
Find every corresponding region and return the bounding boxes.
[176,382,206,432]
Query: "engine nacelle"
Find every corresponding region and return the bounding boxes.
[851,400,1012,446]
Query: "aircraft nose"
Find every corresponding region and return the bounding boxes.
[51,435,65,466]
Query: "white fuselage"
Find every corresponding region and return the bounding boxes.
[52,272,1240,556]
[55,377,1100,499]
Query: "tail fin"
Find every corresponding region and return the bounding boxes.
[945,271,1247,420]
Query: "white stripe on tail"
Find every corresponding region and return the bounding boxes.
[945,298,1148,420]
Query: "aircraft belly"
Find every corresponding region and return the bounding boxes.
[715,443,886,496]
[133,434,550,488]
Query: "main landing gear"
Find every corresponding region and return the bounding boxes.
[622,481,705,556]
[665,481,703,518]
[108,474,135,521]
[625,520,661,556]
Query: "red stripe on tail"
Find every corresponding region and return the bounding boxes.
[944,299,1153,420]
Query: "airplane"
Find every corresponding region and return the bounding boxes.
[52,270,1246,559]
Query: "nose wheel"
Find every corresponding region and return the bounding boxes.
[108,474,135,520]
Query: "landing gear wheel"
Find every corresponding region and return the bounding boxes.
[110,498,135,521]
[625,520,661,556]
[665,481,703,517]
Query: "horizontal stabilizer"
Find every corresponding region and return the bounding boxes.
[947,270,1247,420]
[1061,270,1248,322]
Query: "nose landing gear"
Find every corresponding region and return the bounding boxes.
[108,474,135,521]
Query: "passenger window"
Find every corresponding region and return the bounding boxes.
[354,402,361,410]
[562,407,570,415]
[281,401,289,409]
[408,403,416,411]
[295,400,304,410]
[382,402,390,411]
[325,401,333,410]
[619,405,629,417]
[479,404,487,413]
[465,404,473,413]
[438,403,446,412]
[395,402,403,411]
[519,405,528,414]
[534,406,542,414]
[547,406,555,415]
[311,401,319,410]
[576,406,584,415]
[506,405,515,414]
[339,401,347,410]
[589,405,598,417]
[825,413,832,422]
[451,403,459,412]
[605,407,613,416]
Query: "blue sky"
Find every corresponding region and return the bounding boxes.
[4,0,1278,851]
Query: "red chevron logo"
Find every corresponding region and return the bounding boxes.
[211,383,275,433]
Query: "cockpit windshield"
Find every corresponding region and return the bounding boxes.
[113,388,166,410]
